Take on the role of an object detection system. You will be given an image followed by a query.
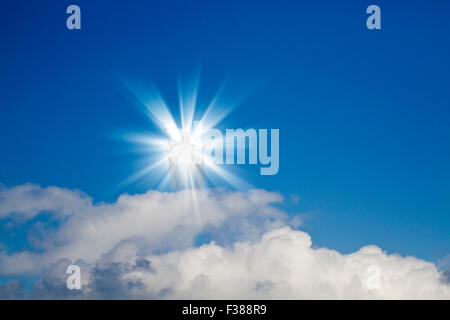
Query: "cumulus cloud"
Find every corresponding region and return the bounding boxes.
[0,184,286,275]
[0,183,449,299]
[112,227,449,299]
[0,183,91,220]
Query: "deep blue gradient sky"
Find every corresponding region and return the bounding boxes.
[0,0,449,263]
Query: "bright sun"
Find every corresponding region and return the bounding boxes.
[117,77,249,192]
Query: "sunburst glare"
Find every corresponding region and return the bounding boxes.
[117,76,252,193]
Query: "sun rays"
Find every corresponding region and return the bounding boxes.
[116,76,251,194]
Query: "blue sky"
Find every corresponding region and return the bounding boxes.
[0,0,449,273]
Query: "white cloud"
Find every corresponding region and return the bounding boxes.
[0,183,91,220]
[0,183,448,299]
[129,227,449,299]
[0,184,286,275]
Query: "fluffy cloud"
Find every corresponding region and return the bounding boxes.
[0,183,91,220]
[0,183,449,299]
[0,184,286,275]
